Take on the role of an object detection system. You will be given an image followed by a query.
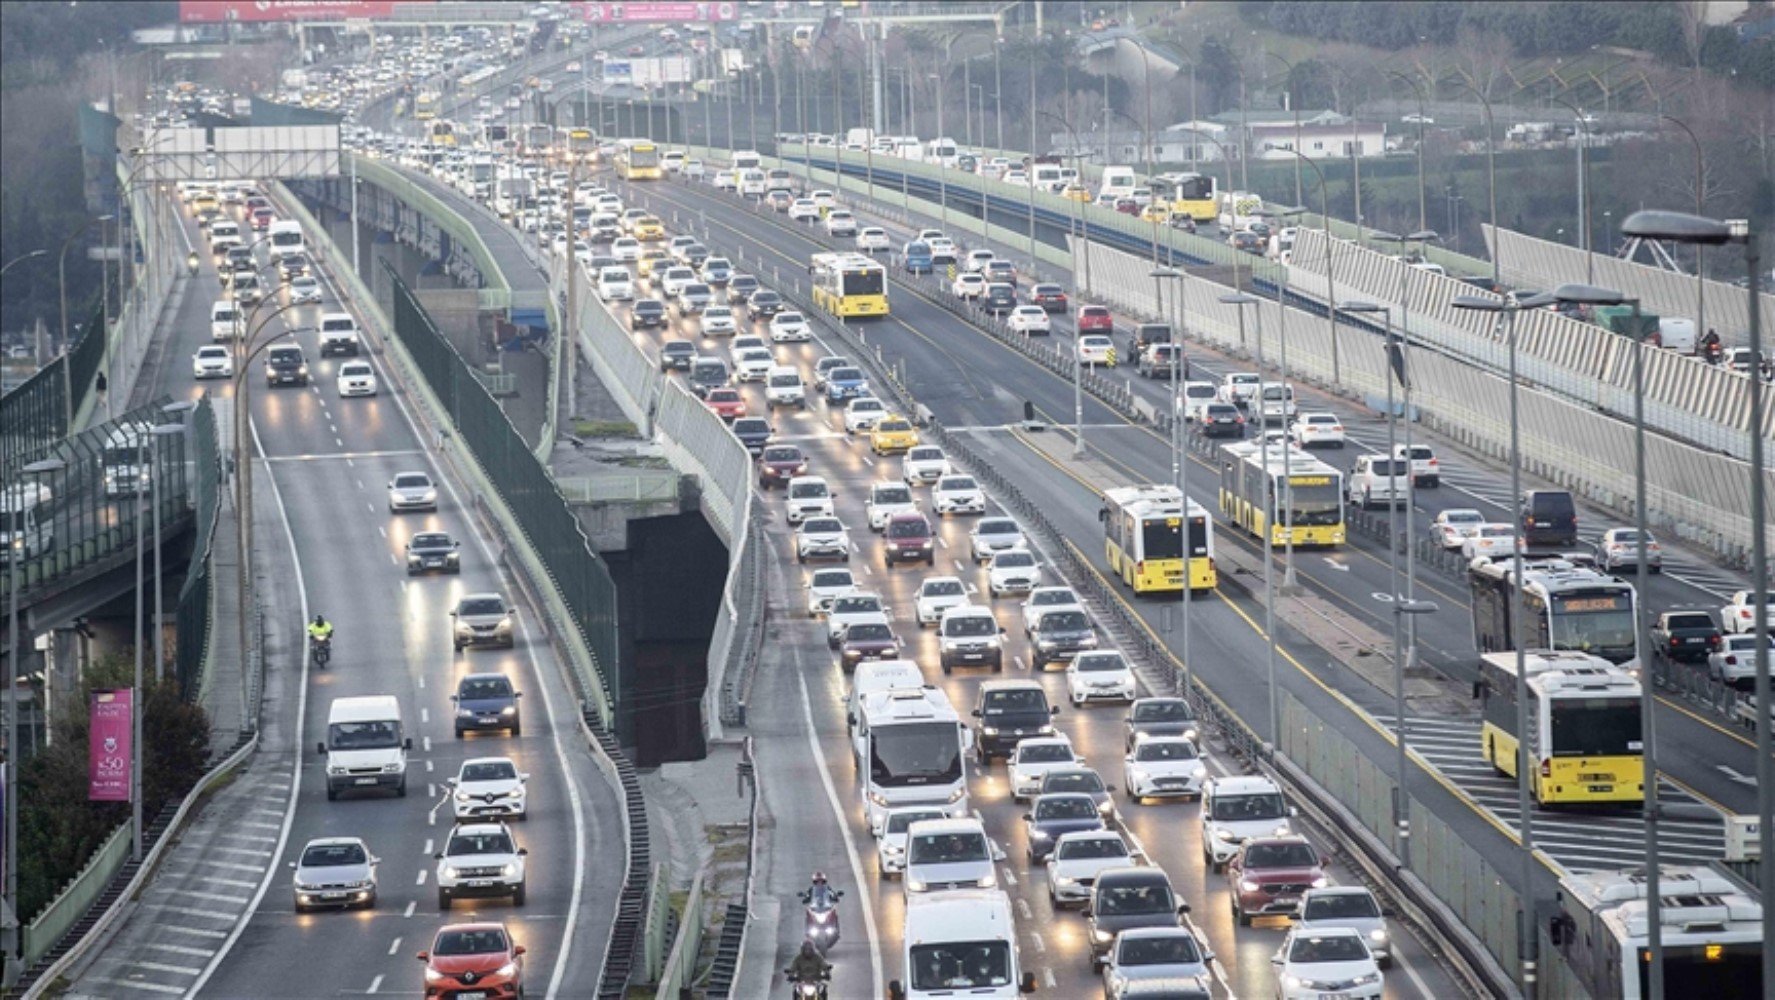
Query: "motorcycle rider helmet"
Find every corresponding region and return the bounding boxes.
[811,871,827,885]
[313,614,326,626]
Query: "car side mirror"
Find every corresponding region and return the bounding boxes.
[1270,954,1284,966]
[1022,814,1033,823]
[1321,855,1331,867]
[1104,784,1117,793]
[450,694,459,702]
[316,741,327,755]
[971,709,982,717]
[417,951,430,962]
[404,737,414,750]
[454,541,461,548]
[287,861,298,869]
[518,848,529,856]
[515,691,523,698]
[433,852,444,860]
[1289,806,1300,818]
[449,610,458,617]
[1383,907,1398,918]
[999,627,1007,634]
[1177,902,1191,914]
[1019,972,1037,994]
[1050,706,1061,715]
[513,945,526,957]
[889,982,906,1000]
[445,778,458,787]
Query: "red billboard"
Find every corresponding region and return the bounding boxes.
[179,1,425,22]
[577,2,739,22]
[88,689,133,803]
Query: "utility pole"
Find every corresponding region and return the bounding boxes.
[564,156,579,426]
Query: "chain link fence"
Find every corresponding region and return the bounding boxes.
[1,299,99,469]
[383,262,620,721]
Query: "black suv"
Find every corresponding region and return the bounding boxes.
[659,340,696,372]
[631,298,667,330]
[972,680,1059,764]
[1028,608,1098,670]
[1199,402,1245,438]
[265,344,309,387]
[451,672,522,738]
[1520,489,1578,548]
[727,275,759,304]
[731,417,773,454]
[983,283,1018,315]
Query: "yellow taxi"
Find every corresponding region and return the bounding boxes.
[1061,184,1092,203]
[869,415,919,455]
[636,249,672,279]
[633,216,666,241]
[1140,203,1172,224]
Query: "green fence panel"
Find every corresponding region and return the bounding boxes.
[66,299,106,424]
[21,822,130,965]
[383,263,619,712]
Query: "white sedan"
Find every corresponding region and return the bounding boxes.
[787,199,820,222]
[914,576,970,627]
[610,237,641,261]
[969,517,1024,563]
[1430,508,1486,550]
[1462,524,1523,561]
[1290,412,1346,448]
[1122,736,1207,803]
[902,446,951,487]
[931,474,985,515]
[1722,590,1775,634]
[336,360,379,397]
[1008,736,1080,801]
[804,567,856,617]
[700,305,737,336]
[794,516,852,563]
[986,549,1042,596]
[1021,586,1082,635]
[856,227,890,252]
[769,311,812,342]
[1077,335,1116,365]
[950,273,986,299]
[287,274,324,304]
[449,756,528,821]
[1046,831,1136,909]
[1006,306,1051,335]
[824,210,858,236]
[192,345,234,380]
[843,397,889,434]
[733,348,775,383]
[1273,927,1384,1000]
[1065,650,1136,706]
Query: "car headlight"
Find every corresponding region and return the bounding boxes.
[981,726,999,736]
[501,705,516,715]
[1239,880,1260,892]
[456,791,473,802]
[1029,828,1051,841]
[867,791,889,807]
[883,843,904,857]
[1214,829,1235,842]
[444,866,461,880]
[946,786,967,803]
[1053,874,1076,886]
[1091,928,1112,943]
[458,708,476,718]
[382,762,401,773]
[905,877,925,892]
[1183,727,1199,742]
[501,863,518,877]
[1369,929,1389,944]
[1037,640,1057,650]
[298,365,309,376]
[1310,876,1329,888]
[424,967,447,983]
[495,962,518,979]
[1284,975,1304,989]
[326,764,347,776]
[1275,821,1293,836]
[1353,972,1381,986]
[1036,724,1055,737]
[1191,765,1207,779]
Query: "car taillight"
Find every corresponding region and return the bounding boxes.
[1670,637,1682,646]
[1540,760,1551,778]
[1726,655,1737,665]
[1428,458,1439,466]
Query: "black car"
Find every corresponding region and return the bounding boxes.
[983,283,1018,315]
[1037,767,1116,817]
[659,340,696,371]
[1520,489,1578,548]
[631,298,667,330]
[747,289,784,319]
[972,681,1059,763]
[727,275,759,304]
[1023,792,1106,863]
[451,672,522,737]
[405,531,462,576]
[1087,867,1188,968]
[681,243,710,268]
[265,344,309,387]
[1198,402,1245,438]
[1028,608,1098,669]
[731,416,773,454]
[1123,697,1199,750]
[278,253,309,280]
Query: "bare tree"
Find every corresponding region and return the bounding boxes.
[1454,25,1514,101]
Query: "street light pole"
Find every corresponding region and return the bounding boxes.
[1661,115,1706,339]
[1464,84,1501,289]
[1268,52,1303,210]
[930,73,948,231]
[1550,97,1593,283]
[1389,72,1429,234]
[1223,292,1279,745]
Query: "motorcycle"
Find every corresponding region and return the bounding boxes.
[800,888,843,954]
[309,634,332,668]
[784,968,830,1000]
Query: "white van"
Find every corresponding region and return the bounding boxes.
[1029,163,1062,191]
[764,365,806,408]
[318,312,361,357]
[1657,316,1697,354]
[597,266,634,302]
[847,659,925,731]
[1200,774,1294,870]
[738,169,768,197]
[268,219,305,261]
[1257,382,1297,424]
[731,150,762,172]
[208,219,242,253]
[1098,165,1137,203]
[890,890,1036,1000]
[319,695,411,800]
[211,299,240,341]
[661,150,686,173]
[0,484,52,563]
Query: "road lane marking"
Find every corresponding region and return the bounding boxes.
[162,926,228,940]
[84,976,184,995]
[144,942,215,959]
[404,901,416,918]
[369,973,385,994]
[797,672,885,999]
[388,938,402,957]
[416,871,427,886]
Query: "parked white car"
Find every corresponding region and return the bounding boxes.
[931,474,985,515]
[1007,306,1051,335]
[1430,508,1485,550]
[1122,736,1207,803]
[914,576,970,627]
[1009,735,1081,801]
[1065,650,1137,706]
[769,311,812,342]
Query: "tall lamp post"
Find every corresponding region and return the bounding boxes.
[1266,52,1304,210]
[1463,83,1501,289]
[1222,291,1281,746]
[1453,289,1555,997]
[1659,115,1707,339]
[1388,72,1430,234]
[3,456,64,987]
[1618,209,1769,985]
[1042,110,1092,458]
[1548,97,1594,282]
[1152,266,1194,695]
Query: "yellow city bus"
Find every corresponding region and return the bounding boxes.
[566,128,597,163]
[1151,172,1218,224]
[428,120,457,147]
[809,252,889,318]
[1478,651,1645,806]
[1101,484,1216,594]
[615,139,662,180]
[1218,441,1345,547]
[414,91,439,121]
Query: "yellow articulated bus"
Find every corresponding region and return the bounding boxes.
[615,139,662,180]
[1102,484,1216,594]
[1152,172,1218,224]
[414,91,439,121]
[1478,650,1645,806]
[1218,441,1345,547]
[809,252,888,318]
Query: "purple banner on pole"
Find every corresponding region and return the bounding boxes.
[88,689,133,802]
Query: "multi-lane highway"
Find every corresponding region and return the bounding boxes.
[62,180,624,999]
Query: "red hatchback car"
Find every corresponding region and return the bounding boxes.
[250,208,275,231]
[1076,305,1113,333]
[704,387,747,421]
[1227,836,1329,926]
[419,922,525,999]
[758,444,807,488]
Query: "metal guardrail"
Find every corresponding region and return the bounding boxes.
[655,871,705,1000]
[640,861,673,984]
[18,824,130,967]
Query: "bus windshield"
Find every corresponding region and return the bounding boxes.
[1279,480,1341,526]
[842,269,884,297]
[869,722,962,788]
[1550,698,1641,756]
[627,145,660,167]
[1548,597,1637,658]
